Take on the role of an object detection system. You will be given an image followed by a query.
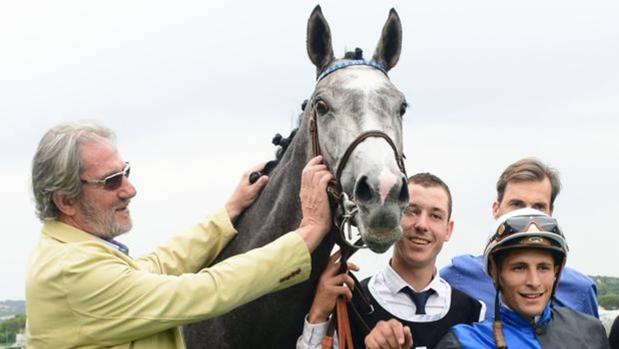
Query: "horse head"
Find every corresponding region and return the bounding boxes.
[305,5,408,253]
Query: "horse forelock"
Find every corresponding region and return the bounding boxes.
[343,47,364,60]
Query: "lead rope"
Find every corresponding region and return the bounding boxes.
[321,247,355,349]
[321,242,378,349]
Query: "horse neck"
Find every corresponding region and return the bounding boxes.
[234,116,313,242]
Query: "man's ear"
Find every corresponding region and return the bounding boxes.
[492,200,500,219]
[445,220,454,241]
[52,191,77,216]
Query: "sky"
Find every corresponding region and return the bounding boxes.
[1,1,618,300]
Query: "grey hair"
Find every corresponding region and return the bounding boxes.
[31,120,116,221]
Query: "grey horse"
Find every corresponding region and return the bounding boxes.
[184,5,408,348]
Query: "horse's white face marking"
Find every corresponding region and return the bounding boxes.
[378,168,398,205]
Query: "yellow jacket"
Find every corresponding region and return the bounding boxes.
[26,208,311,348]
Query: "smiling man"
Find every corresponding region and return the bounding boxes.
[26,121,334,348]
[297,173,484,349]
[436,208,608,349]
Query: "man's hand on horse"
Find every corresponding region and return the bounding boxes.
[225,162,269,222]
[308,250,359,323]
[297,155,333,251]
[365,319,413,349]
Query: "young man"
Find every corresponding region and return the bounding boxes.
[27,121,333,348]
[297,173,485,349]
[436,208,608,348]
[440,158,598,319]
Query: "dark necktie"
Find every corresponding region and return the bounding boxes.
[400,287,436,315]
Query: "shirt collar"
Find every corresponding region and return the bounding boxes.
[100,238,130,255]
[382,261,447,296]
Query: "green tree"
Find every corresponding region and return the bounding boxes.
[0,314,26,344]
[599,293,619,310]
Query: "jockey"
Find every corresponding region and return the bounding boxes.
[436,208,608,349]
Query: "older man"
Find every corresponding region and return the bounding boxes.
[440,158,598,319]
[26,121,333,348]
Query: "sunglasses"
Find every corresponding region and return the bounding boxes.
[81,162,131,190]
[492,215,563,243]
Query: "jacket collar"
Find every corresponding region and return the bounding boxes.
[42,220,102,244]
[42,220,130,255]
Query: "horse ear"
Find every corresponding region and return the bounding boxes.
[372,9,402,72]
[307,5,335,76]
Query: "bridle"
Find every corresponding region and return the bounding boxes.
[308,59,407,250]
[308,60,407,349]
[244,59,407,348]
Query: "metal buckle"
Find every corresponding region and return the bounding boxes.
[337,193,367,250]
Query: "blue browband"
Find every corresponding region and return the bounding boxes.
[317,59,388,82]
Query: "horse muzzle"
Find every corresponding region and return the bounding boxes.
[353,171,409,253]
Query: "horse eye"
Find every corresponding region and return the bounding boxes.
[399,102,408,116]
[315,99,330,115]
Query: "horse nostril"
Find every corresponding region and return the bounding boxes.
[398,177,409,204]
[355,175,374,203]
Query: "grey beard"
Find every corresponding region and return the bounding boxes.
[79,199,131,239]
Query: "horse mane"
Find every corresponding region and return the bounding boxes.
[258,128,296,175]
[257,96,315,178]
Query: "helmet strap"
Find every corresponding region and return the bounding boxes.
[491,260,508,349]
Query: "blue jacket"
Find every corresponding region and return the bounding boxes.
[436,305,608,349]
[440,254,599,319]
